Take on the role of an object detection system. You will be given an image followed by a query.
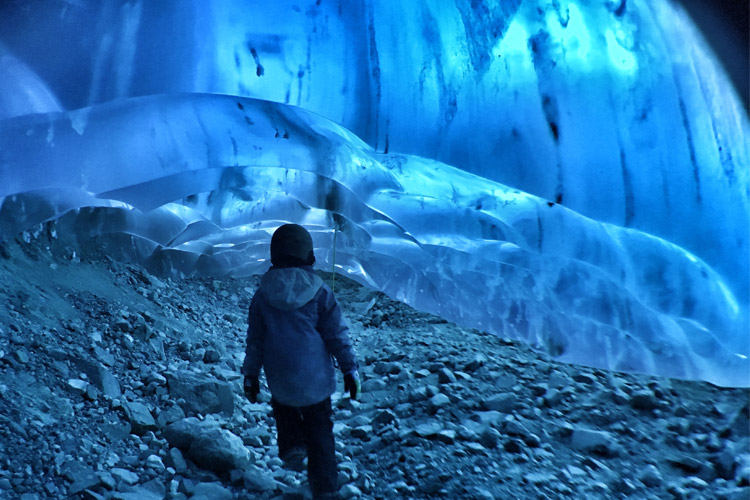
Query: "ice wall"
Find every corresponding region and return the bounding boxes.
[1,0,746,300]
[0,43,62,120]
[0,1,748,386]
[0,93,747,386]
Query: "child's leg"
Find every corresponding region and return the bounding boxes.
[270,398,306,460]
[300,398,338,495]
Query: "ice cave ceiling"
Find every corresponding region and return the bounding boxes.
[0,0,747,387]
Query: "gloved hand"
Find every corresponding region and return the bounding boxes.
[343,371,361,400]
[244,376,260,403]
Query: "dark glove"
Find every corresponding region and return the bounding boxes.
[244,376,260,403]
[343,371,361,400]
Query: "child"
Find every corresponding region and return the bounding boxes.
[242,223,360,500]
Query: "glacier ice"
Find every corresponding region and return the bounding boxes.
[0,93,747,387]
[0,0,748,386]
[1,0,747,299]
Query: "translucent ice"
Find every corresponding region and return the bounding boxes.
[0,93,746,386]
[2,0,746,299]
[0,0,747,386]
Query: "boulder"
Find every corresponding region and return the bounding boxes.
[570,428,618,457]
[190,482,233,500]
[110,468,138,486]
[164,417,250,473]
[121,401,156,435]
[70,358,121,399]
[166,371,234,416]
[163,417,215,450]
[61,461,99,495]
[243,466,279,492]
[639,464,663,488]
[630,390,661,411]
[188,427,251,472]
[482,393,517,413]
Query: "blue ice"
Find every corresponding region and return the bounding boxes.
[0,0,747,386]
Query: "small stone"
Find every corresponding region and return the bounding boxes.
[524,472,556,486]
[736,460,750,487]
[351,425,372,440]
[436,430,456,444]
[67,379,89,396]
[543,388,564,407]
[500,417,529,436]
[243,466,278,492]
[371,409,397,428]
[668,455,704,475]
[168,447,188,473]
[408,386,430,402]
[122,401,157,435]
[459,442,484,455]
[190,482,233,500]
[428,393,451,412]
[530,383,548,397]
[85,384,100,401]
[725,404,750,438]
[483,393,516,413]
[479,427,501,449]
[612,389,629,405]
[98,472,116,490]
[523,433,541,448]
[639,464,663,488]
[630,390,660,411]
[144,372,167,386]
[13,349,29,364]
[157,405,186,428]
[415,422,443,438]
[614,478,638,495]
[112,319,132,333]
[65,466,99,495]
[572,373,597,384]
[683,477,708,489]
[362,378,387,391]
[464,353,487,372]
[504,439,524,454]
[187,427,251,472]
[111,467,139,485]
[203,349,221,363]
[437,367,457,384]
[570,428,618,456]
[339,483,363,499]
[145,454,165,471]
[166,370,234,416]
[373,361,402,375]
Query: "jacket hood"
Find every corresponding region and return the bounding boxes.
[259,267,323,311]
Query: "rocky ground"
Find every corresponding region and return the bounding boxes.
[0,225,748,500]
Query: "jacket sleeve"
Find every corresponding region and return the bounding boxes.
[316,285,358,375]
[242,293,265,377]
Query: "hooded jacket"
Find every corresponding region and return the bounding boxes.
[242,266,358,407]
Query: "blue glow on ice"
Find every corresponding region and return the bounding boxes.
[545,4,591,66]
[605,29,637,72]
[496,18,530,56]
[0,0,747,387]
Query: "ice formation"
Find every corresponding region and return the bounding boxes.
[0,0,747,386]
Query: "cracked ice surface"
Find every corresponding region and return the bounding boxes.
[0,93,746,387]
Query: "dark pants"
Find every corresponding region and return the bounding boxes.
[271,397,338,495]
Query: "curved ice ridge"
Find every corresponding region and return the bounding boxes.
[0,93,746,387]
[3,0,747,300]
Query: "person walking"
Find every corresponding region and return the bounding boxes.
[242,223,361,500]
